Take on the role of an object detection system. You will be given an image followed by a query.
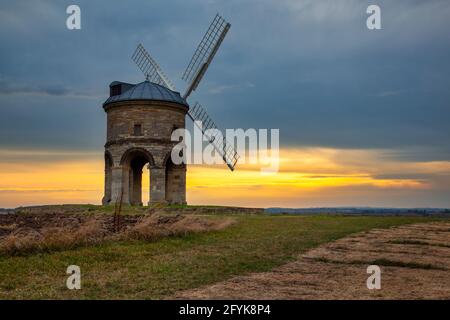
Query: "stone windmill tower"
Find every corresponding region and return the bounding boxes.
[102,14,239,206]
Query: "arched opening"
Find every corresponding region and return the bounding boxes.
[102,151,113,205]
[141,165,150,205]
[120,148,154,206]
[128,156,149,206]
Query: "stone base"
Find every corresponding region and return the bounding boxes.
[148,200,168,206]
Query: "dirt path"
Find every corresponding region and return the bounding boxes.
[173,221,450,299]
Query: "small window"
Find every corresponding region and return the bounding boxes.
[133,124,142,136]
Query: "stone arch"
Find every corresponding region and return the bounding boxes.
[102,151,114,205]
[119,148,155,206]
[120,147,155,167]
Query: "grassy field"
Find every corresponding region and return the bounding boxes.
[13,204,230,215]
[0,213,442,299]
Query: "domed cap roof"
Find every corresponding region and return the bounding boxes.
[103,81,188,107]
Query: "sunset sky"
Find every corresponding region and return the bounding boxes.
[1,0,449,208]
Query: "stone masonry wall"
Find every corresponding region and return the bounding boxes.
[103,100,188,205]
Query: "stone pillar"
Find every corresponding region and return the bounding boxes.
[123,167,130,205]
[149,166,166,205]
[165,165,187,204]
[179,165,187,205]
[110,166,130,205]
[102,167,112,205]
[128,167,134,204]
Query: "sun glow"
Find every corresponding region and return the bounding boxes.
[0,148,447,208]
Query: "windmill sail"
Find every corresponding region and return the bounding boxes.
[188,102,239,171]
[132,44,175,91]
[182,14,231,99]
[132,14,238,171]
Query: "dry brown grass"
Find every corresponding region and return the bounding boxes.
[0,214,234,256]
[123,214,234,241]
[0,223,18,231]
[0,219,108,255]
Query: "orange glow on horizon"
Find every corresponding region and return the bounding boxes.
[0,148,447,208]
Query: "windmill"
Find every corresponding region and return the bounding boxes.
[131,14,239,171]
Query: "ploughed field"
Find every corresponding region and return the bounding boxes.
[0,205,447,299]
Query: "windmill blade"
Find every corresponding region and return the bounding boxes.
[188,102,239,171]
[182,14,231,99]
[132,43,175,91]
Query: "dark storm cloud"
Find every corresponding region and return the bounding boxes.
[0,84,69,96]
[0,80,75,97]
[0,0,449,158]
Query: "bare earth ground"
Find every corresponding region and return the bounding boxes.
[174,222,450,299]
[0,213,140,237]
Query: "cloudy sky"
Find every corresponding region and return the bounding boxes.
[1,0,449,208]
